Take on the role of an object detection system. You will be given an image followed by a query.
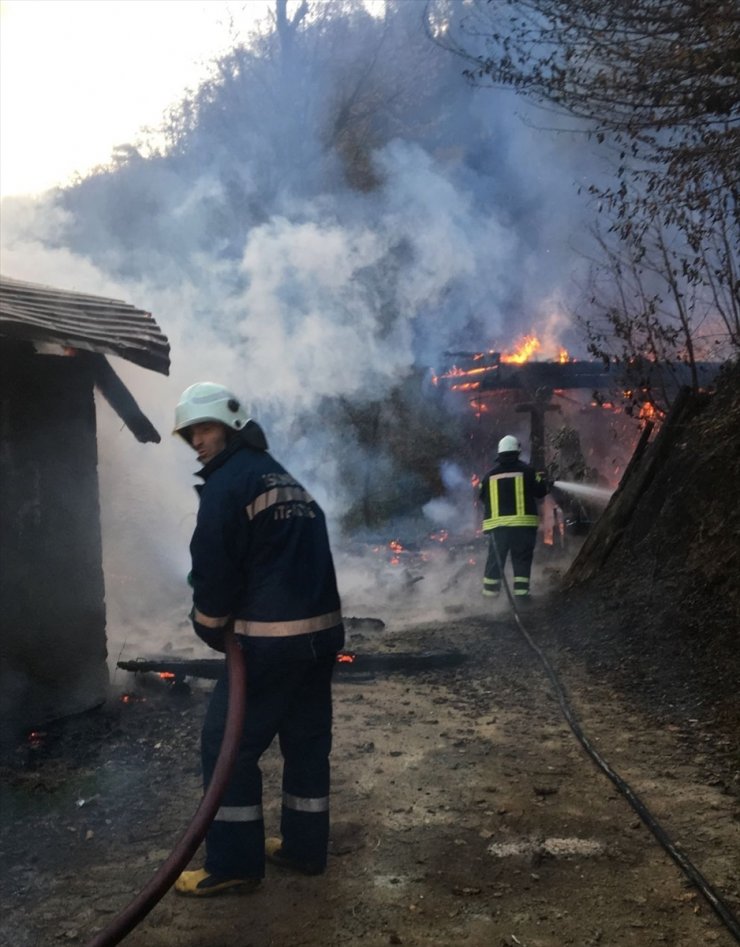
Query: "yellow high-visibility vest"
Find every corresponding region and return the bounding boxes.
[483,471,539,530]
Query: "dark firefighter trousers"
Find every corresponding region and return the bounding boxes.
[201,625,344,878]
[483,526,538,597]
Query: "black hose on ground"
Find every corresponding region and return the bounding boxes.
[85,629,247,947]
[487,532,740,944]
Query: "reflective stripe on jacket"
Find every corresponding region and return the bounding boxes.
[190,433,342,631]
[479,458,548,531]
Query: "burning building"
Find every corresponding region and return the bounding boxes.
[435,338,719,467]
[0,276,170,741]
[431,336,721,547]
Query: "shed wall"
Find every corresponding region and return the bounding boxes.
[0,343,108,739]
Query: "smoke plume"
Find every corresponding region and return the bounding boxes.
[0,1,611,656]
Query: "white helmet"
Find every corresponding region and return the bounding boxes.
[497,434,521,454]
[173,382,249,439]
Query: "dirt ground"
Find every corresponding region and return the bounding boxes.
[2,593,738,947]
[3,366,739,947]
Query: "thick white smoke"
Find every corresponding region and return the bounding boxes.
[0,1,607,658]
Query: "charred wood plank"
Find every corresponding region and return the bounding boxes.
[117,650,467,680]
[87,353,161,443]
[441,359,719,394]
[118,658,224,679]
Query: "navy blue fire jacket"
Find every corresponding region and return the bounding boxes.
[189,423,342,639]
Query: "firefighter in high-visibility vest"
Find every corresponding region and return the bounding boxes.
[479,435,549,599]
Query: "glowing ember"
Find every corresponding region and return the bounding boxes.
[437,352,501,387]
[456,365,490,377]
[27,730,46,748]
[120,694,146,705]
[639,402,658,420]
[388,538,406,565]
[336,652,356,664]
[158,672,176,681]
[429,529,449,543]
[450,381,481,392]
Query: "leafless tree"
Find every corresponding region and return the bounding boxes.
[577,215,739,411]
[437,1,738,225]
[434,0,740,388]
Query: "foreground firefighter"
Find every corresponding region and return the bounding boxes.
[479,435,549,599]
[172,382,344,896]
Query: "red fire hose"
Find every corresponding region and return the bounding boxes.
[85,630,246,947]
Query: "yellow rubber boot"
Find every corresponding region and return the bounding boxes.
[175,868,260,897]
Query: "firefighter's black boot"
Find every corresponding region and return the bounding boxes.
[265,837,324,876]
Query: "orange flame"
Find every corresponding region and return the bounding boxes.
[558,348,569,363]
[501,335,541,364]
[438,353,501,384]
[158,672,176,681]
[336,652,356,664]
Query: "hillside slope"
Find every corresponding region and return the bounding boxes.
[552,359,740,769]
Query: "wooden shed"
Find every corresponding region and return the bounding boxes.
[0,276,170,741]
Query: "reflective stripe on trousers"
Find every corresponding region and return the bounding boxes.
[201,625,343,878]
[483,526,538,588]
[214,805,264,822]
[283,792,329,813]
[513,576,530,596]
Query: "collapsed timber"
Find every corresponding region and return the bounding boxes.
[117,649,468,686]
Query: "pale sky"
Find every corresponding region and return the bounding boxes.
[0,0,271,197]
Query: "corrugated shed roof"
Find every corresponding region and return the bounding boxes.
[0,275,170,375]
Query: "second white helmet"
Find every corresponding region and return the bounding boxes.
[173,382,249,438]
[497,434,521,454]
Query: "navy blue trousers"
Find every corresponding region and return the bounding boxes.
[484,526,538,596]
[201,625,343,878]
